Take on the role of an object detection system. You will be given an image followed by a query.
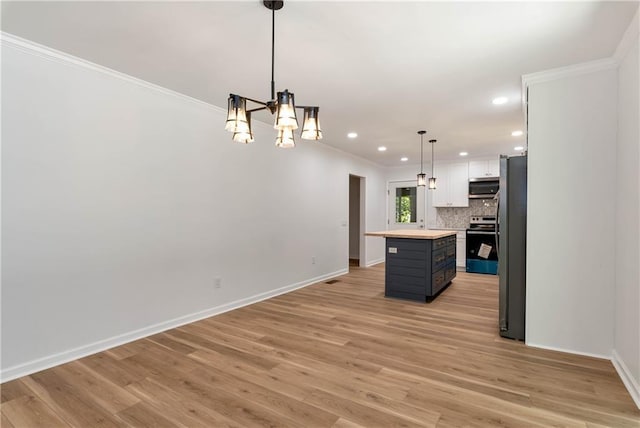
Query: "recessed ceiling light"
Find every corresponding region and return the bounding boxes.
[492,97,508,105]
[378,146,387,152]
[514,146,524,151]
[347,132,358,139]
[400,157,408,162]
[511,130,524,137]
[459,152,468,156]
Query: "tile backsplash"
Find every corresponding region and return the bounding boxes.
[436,199,497,229]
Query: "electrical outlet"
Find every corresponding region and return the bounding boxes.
[311,256,316,265]
[214,277,222,289]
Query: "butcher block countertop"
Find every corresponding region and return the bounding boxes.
[365,229,457,240]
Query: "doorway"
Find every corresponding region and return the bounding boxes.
[349,175,365,268]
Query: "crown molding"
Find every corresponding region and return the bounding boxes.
[614,7,639,63]
[519,57,618,132]
[0,31,226,114]
[522,9,637,118]
[522,57,619,88]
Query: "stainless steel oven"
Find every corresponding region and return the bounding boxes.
[466,216,498,274]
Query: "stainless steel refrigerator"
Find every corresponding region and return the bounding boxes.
[497,154,527,340]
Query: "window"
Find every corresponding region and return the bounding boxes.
[395,187,417,223]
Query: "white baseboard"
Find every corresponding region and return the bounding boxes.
[0,269,347,383]
[526,343,640,410]
[366,257,385,267]
[525,342,610,360]
[612,350,640,409]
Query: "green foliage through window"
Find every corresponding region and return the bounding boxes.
[395,187,417,223]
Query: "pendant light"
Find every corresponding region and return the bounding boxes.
[417,130,427,187]
[225,1,321,146]
[429,139,437,190]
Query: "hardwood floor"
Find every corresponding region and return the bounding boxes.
[2,265,639,427]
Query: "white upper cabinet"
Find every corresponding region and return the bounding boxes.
[468,158,500,178]
[432,162,469,207]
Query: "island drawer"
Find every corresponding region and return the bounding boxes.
[432,270,447,293]
[433,235,456,250]
[445,243,456,258]
[444,262,456,284]
[432,248,449,272]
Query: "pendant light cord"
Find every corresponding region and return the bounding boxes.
[420,135,424,174]
[431,141,434,177]
[270,6,275,101]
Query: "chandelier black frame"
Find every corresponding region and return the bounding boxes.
[225,0,322,147]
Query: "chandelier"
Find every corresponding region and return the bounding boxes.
[225,1,322,147]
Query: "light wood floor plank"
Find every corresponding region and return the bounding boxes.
[2,267,639,427]
[20,373,122,427]
[303,388,431,428]
[1,394,70,428]
[114,401,179,428]
[0,380,32,404]
[1,411,17,428]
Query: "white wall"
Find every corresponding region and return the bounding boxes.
[613,12,640,405]
[526,64,618,357]
[0,35,386,380]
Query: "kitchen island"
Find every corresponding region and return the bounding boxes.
[366,229,457,302]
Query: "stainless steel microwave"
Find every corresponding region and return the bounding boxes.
[469,177,499,199]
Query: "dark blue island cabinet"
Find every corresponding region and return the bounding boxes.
[366,230,457,302]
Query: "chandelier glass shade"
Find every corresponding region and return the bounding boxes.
[225,95,249,134]
[225,1,321,146]
[275,127,296,148]
[274,90,298,130]
[301,107,322,140]
[232,111,254,144]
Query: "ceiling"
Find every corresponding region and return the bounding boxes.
[2,1,637,166]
